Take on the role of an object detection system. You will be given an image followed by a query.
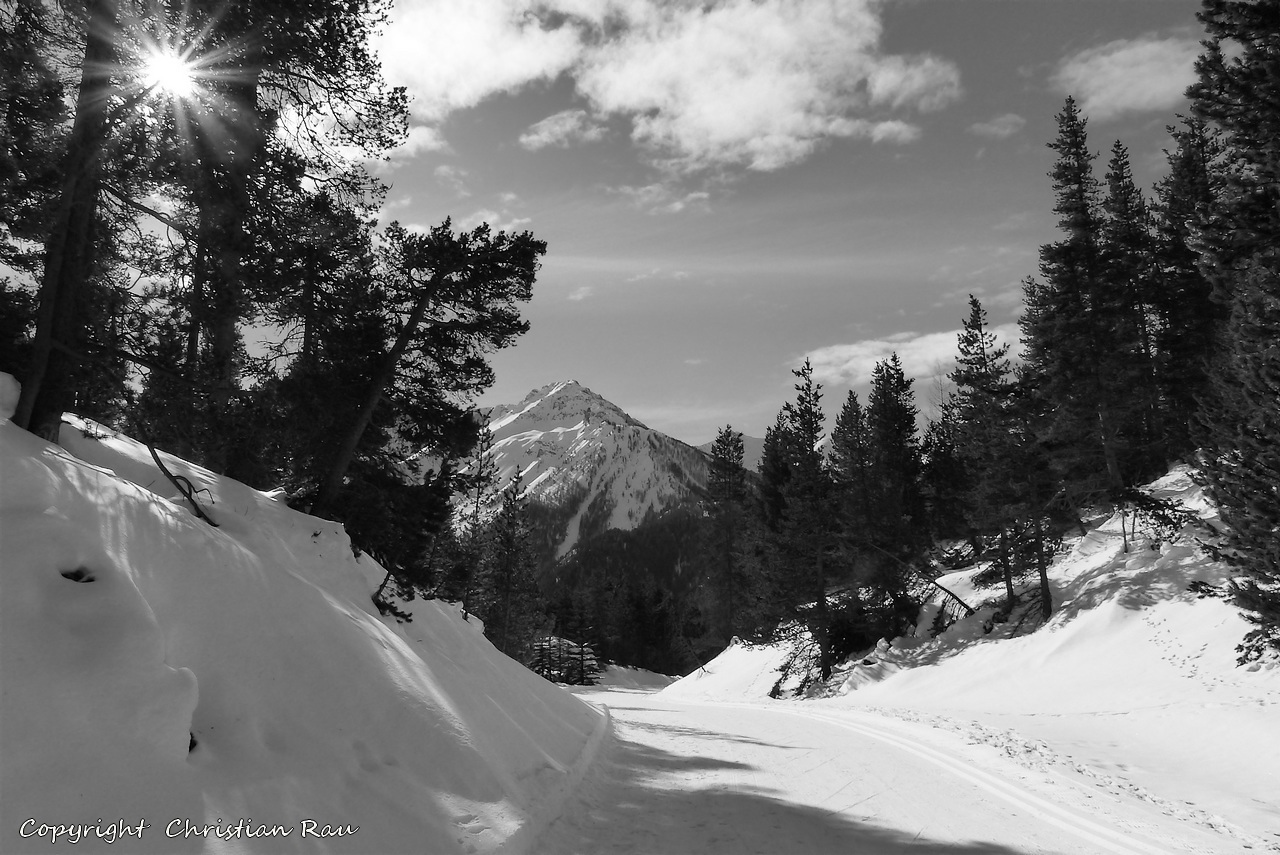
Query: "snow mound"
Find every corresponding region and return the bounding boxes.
[0,400,606,854]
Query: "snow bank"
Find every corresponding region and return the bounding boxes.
[0,387,606,854]
[595,665,677,690]
[662,639,793,701]
[661,466,1280,845]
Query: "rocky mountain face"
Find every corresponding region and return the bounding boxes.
[481,381,709,559]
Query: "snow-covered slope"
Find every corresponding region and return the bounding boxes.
[664,466,1280,848]
[0,378,607,854]
[482,381,707,557]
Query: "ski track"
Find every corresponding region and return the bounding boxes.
[532,688,1259,855]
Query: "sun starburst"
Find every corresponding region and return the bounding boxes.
[142,49,197,98]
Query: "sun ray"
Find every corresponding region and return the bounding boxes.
[142,48,196,97]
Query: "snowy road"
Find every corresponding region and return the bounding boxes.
[532,688,1252,855]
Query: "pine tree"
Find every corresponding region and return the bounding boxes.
[1151,117,1226,459]
[474,474,547,661]
[705,425,749,645]
[1,0,68,278]
[865,354,925,561]
[919,405,968,544]
[1022,98,1156,501]
[14,0,125,438]
[1189,0,1280,661]
[1100,140,1164,476]
[751,361,840,678]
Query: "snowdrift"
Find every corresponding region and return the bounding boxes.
[663,466,1280,845]
[0,379,606,855]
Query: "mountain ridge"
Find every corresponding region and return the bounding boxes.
[480,380,708,559]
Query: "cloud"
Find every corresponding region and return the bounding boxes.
[568,286,595,301]
[1053,35,1200,121]
[456,208,532,232]
[389,124,449,158]
[806,324,1021,387]
[968,113,1025,140]
[519,109,607,150]
[378,0,961,174]
[625,267,692,282]
[376,1,582,120]
[575,0,958,172]
[611,183,711,214]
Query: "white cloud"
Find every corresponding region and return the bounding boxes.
[519,109,607,150]
[457,208,533,233]
[568,286,595,301]
[378,0,961,174]
[576,0,958,172]
[968,113,1025,140]
[1053,35,1200,122]
[806,324,1021,388]
[389,124,449,158]
[376,1,582,120]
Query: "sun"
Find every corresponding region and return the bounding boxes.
[142,49,196,98]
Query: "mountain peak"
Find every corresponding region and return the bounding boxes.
[477,381,706,558]
[488,380,646,440]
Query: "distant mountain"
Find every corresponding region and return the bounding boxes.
[481,381,709,559]
[697,434,766,474]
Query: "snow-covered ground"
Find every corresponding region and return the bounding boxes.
[539,686,1255,854]
[6,366,1278,854]
[0,376,605,854]
[665,466,1280,851]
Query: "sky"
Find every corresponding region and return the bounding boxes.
[368,0,1206,446]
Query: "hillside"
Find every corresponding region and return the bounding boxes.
[664,465,1280,848]
[481,381,708,558]
[0,375,606,854]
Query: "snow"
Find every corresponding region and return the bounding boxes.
[0,376,605,854]
[8,364,1280,854]
[663,465,1280,850]
[595,665,677,690]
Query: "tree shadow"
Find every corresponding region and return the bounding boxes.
[535,716,1074,855]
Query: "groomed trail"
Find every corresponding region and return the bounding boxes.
[532,687,1255,855]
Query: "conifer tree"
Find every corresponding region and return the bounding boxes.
[753,361,840,678]
[1022,98,1154,500]
[1151,117,1225,458]
[1100,140,1164,476]
[705,425,749,644]
[865,354,925,559]
[475,474,547,661]
[1188,0,1280,661]
[920,405,968,544]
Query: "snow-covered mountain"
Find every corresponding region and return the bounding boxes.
[481,381,708,558]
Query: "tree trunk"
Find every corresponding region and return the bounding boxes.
[1035,515,1053,620]
[999,530,1017,610]
[15,0,119,439]
[814,550,832,681]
